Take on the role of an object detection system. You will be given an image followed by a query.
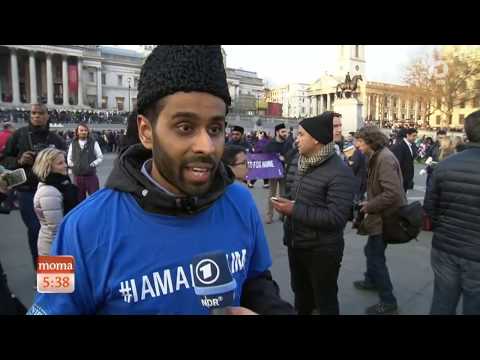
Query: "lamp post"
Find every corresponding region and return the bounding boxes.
[127,78,131,113]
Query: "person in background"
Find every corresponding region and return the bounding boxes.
[222,145,248,183]
[353,126,406,315]
[67,123,103,202]
[273,112,355,314]
[249,131,270,189]
[391,128,417,193]
[424,110,480,315]
[33,148,79,256]
[264,123,289,224]
[1,103,66,268]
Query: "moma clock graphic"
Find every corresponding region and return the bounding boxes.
[37,256,75,293]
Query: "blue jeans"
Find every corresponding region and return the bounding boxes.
[17,191,40,267]
[364,235,397,305]
[430,247,480,315]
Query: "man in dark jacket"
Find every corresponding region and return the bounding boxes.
[28,45,294,315]
[391,127,417,193]
[226,125,252,152]
[1,103,66,267]
[271,112,356,315]
[264,123,289,224]
[424,110,480,315]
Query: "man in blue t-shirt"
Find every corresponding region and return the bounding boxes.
[28,45,294,315]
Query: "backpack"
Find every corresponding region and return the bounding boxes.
[382,201,424,244]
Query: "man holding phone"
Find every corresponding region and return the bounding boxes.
[1,103,66,267]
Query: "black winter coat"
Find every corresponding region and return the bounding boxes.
[424,143,480,262]
[391,139,415,191]
[283,152,356,249]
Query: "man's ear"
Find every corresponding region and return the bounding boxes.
[138,115,153,150]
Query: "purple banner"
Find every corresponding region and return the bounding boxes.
[245,153,284,180]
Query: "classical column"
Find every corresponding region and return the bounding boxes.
[311,95,317,116]
[46,53,54,106]
[10,48,20,104]
[62,56,69,106]
[97,67,102,109]
[326,93,331,111]
[77,58,84,107]
[29,51,37,104]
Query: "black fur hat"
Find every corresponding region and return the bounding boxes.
[137,45,231,115]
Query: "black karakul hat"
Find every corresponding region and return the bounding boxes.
[137,45,231,115]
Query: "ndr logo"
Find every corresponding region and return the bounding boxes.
[201,296,223,308]
[195,259,220,285]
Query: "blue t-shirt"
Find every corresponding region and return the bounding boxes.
[28,183,272,315]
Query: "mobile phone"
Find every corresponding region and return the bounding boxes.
[3,168,27,188]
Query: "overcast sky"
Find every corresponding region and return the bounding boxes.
[113,45,437,87]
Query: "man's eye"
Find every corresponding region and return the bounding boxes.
[178,124,193,133]
[209,126,223,135]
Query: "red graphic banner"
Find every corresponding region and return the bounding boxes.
[68,64,78,94]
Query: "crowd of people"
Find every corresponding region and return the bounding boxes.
[0,108,129,125]
[0,45,479,316]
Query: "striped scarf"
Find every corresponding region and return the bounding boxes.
[298,141,336,175]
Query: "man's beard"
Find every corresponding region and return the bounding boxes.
[152,133,219,197]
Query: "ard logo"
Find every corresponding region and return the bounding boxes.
[195,259,220,285]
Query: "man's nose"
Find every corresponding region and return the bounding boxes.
[192,129,215,154]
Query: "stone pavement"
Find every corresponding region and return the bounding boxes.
[0,154,446,314]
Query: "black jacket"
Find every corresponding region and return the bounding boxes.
[349,149,367,196]
[283,152,356,249]
[1,124,66,192]
[265,138,289,157]
[226,139,252,152]
[424,143,480,262]
[106,144,295,314]
[391,139,415,190]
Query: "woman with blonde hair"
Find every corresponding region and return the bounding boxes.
[438,136,456,161]
[33,148,79,256]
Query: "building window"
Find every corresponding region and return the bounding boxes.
[102,96,108,109]
[118,75,123,87]
[436,115,441,125]
[459,114,465,125]
[460,99,466,108]
[102,74,106,85]
[475,80,480,89]
[355,45,359,58]
[134,78,138,88]
[88,72,94,82]
[474,96,480,108]
[436,65,444,74]
[116,97,124,111]
[448,114,452,125]
[437,98,442,108]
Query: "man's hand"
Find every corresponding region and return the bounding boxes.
[223,306,258,315]
[360,201,368,214]
[271,196,294,216]
[279,155,285,162]
[89,161,96,168]
[18,151,36,166]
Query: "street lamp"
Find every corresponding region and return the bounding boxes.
[127,78,131,113]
